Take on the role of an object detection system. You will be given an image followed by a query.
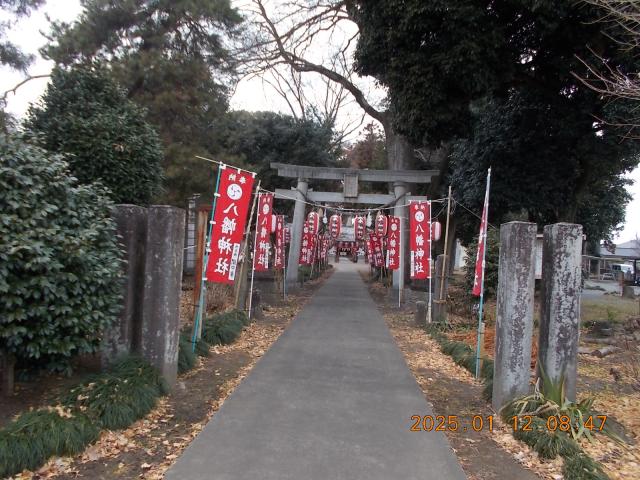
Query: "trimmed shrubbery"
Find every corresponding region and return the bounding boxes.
[0,134,122,374]
[62,357,168,430]
[425,324,494,399]
[0,408,99,477]
[0,356,164,477]
[178,309,250,374]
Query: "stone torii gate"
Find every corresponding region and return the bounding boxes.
[271,162,437,293]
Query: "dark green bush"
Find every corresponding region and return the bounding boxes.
[195,337,211,357]
[425,325,493,399]
[0,135,122,373]
[24,64,163,205]
[202,310,248,346]
[563,453,610,480]
[62,356,167,430]
[0,409,99,477]
[178,334,197,374]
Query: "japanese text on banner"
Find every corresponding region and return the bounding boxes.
[386,216,401,270]
[409,201,431,280]
[274,215,285,270]
[370,233,384,267]
[299,222,314,265]
[205,167,255,284]
[254,193,273,272]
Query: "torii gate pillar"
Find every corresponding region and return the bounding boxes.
[393,181,408,299]
[286,178,308,286]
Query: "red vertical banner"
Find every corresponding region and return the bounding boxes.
[386,216,400,270]
[369,233,384,267]
[329,214,341,238]
[254,193,273,272]
[307,211,320,234]
[205,167,255,284]
[309,235,318,264]
[354,215,366,240]
[274,215,285,270]
[473,170,491,296]
[409,201,431,280]
[366,238,373,264]
[299,222,314,265]
[375,213,388,237]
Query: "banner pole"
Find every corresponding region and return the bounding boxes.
[234,180,261,310]
[475,168,492,378]
[191,165,224,352]
[248,191,262,320]
[440,185,452,301]
[427,201,433,323]
[283,230,287,302]
[399,219,402,308]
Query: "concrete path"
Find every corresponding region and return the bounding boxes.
[166,262,466,480]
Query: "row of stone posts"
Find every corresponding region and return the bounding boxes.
[101,204,185,388]
[492,222,583,411]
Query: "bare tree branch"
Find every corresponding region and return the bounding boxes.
[239,0,386,125]
[1,74,50,103]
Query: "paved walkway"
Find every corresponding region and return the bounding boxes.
[166,262,466,480]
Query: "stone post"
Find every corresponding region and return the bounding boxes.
[286,178,308,286]
[492,222,537,412]
[392,181,408,299]
[102,205,148,367]
[433,254,449,323]
[538,223,583,402]
[415,301,427,327]
[140,206,185,388]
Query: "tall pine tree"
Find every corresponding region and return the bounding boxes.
[43,0,243,204]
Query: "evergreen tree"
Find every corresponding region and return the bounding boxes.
[43,0,243,205]
[25,64,163,205]
[350,0,640,243]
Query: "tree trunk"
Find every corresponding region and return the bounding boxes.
[383,120,414,170]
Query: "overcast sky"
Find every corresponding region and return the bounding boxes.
[1,0,638,243]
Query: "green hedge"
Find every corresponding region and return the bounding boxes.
[425,325,494,399]
[0,356,165,477]
[178,309,250,375]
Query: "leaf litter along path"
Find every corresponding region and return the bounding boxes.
[165,261,465,480]
[365,278,640,480]
[18,270,332,480]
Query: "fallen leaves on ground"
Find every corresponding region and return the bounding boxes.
[384,311,640,480]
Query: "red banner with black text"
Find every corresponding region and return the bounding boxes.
[205,167,255,284]
[274,214,285,270]
[254,193,273,272]
[409,201,431,280]
[386,216,400,270]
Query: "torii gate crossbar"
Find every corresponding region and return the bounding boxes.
[271,163,435,297]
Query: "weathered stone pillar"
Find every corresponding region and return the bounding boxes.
[102,205,148,367]
[433,254,449,323]
[286,178,308,286]
[492,222,537,411]
[392,181,408,299]
[140,206,185,387]
[415,301,427,327]
[538,223,583,402]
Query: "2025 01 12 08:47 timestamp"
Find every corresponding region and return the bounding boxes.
[409,415,608,433]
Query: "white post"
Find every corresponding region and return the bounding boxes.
[248,191,262,319]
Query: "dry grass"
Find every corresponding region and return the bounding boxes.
[582,296,639,324]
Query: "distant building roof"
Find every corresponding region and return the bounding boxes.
[599,239,640,259]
